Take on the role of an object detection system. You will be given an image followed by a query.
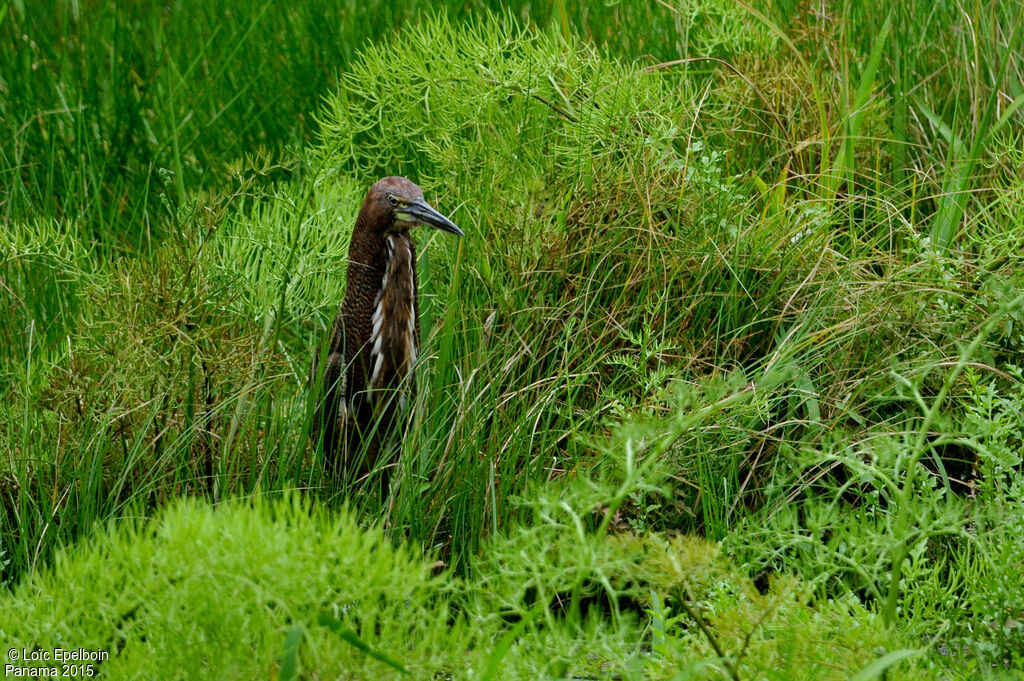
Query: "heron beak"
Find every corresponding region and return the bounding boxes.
[400,198,464,236]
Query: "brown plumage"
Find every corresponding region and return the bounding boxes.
[312,177,463,489]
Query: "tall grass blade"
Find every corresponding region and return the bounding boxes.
[278,626,303,681]
[929,9,1024,248]
[832,13,891,196]
[478,604,545,681]
[316,613,410,674]
[849,648,923,681]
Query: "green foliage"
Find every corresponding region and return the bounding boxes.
[1,484,935,680]
[315,13,700,222]
[668,0,778,58]
[0,220,100,365]
[2,2,1023,679]
[0,494,457,679]
[0,171,338,585]
[727,361,1024,675]
[0,0,453,247]
[207,158,362,321]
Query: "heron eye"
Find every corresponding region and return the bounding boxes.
[387,195,399,207]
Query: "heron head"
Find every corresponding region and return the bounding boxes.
[362,176,463,237]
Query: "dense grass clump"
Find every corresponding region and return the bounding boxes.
[1,495,454,679]
[0,0,460,248]
[2,487,937,680]
[2,1,1023,679]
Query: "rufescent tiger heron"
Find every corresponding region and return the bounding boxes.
[312,176,463,489]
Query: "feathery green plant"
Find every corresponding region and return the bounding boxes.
[2,3,1023,677]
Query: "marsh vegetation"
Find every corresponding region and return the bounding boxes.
[2,1,1023,678]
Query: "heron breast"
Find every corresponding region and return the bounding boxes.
[369,234,417,403]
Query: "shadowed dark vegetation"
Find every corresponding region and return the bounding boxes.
[2,1,1024,678]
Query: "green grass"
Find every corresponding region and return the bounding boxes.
[1,487,935,680]
[2,1,1024,678]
